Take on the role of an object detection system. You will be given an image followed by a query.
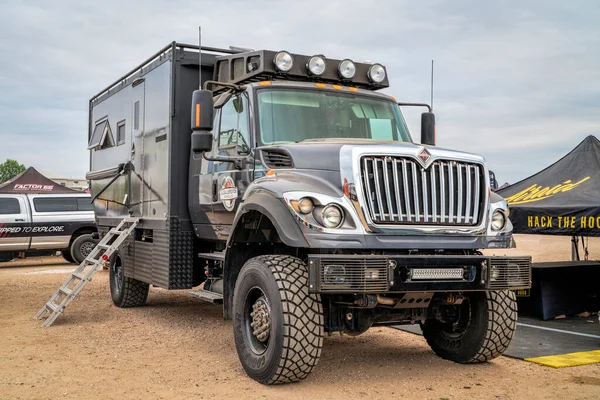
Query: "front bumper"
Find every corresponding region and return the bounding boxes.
[307,254,531,294]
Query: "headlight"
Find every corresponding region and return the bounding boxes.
[307,55,326,76]
[338,59,356,79]
[323,264,346,284]
[367,63,386,83]
[491,210,506,231]
[321,204,344,228]
[274,51,293,72]
[298,197,314,214]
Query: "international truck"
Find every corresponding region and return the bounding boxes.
[86,41,531,384]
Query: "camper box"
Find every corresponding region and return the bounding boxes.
[86,43,230,289]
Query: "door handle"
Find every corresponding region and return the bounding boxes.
[15,218,25,222]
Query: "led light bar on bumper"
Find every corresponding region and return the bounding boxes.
[307,255,531,293]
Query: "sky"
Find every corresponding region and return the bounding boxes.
[0,0,598,184]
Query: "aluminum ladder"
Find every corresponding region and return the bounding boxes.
[34,217,139,327]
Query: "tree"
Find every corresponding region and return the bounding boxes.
[0,159,26,184]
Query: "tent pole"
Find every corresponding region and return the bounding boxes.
[571,236,580,261]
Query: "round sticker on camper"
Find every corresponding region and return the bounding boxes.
[220,176,238,212]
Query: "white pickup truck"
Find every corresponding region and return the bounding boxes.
[0,193,97,263]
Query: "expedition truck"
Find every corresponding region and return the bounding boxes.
[86,42,531,384]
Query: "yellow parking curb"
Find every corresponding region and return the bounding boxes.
[525,350,600,368]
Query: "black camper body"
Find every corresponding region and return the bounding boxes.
[87,43,227,289]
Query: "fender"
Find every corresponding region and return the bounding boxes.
[228,190,308,249]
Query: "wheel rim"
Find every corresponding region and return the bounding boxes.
[80,241,96,258]
[111,257,123,295]
[437,298,472,337]
[243,286,272,355]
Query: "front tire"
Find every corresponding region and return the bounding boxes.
[70,234,99,264]
[422,290,517,363]
[110,253,149,308]
[233,255,324,384]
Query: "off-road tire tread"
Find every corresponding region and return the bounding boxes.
[424,290,517,363]
[118,277,149,308]
[254,255,324,384]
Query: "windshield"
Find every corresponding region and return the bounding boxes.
[257,89,411,144]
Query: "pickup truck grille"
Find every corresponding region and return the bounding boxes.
[360,156,485,225]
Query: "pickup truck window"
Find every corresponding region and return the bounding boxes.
[257,89,411,144]
[0,198,21,214]
[33,197,92,213]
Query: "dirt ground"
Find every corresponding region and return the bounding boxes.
[1,234,599,399]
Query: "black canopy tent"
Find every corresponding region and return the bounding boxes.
[498,135,600,238]
[0,167,79,194]
[497,135,600,319]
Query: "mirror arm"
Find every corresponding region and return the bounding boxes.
[202,153,244,170]
[397,102,432,112]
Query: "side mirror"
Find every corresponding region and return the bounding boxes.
[191,90,214,153]
[191,90,214,131]
[421,112,435,146]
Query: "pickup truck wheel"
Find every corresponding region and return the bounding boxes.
[110,254,149,308]
[61,250,75,264]
[233,255,324,384]
[70,234,99,264]
[422,290,517,363]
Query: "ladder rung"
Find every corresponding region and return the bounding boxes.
[97,244,110,249]
[59,287,73,296]
[72,272,87,280]
[109,229,124,235]
[46,302,61,313]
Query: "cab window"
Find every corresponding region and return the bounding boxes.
[0,198,21,214]
[218,95,250,155]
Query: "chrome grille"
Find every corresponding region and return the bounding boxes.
[487,257,532,290]
[360,156,484,225]
[319,258,389,292]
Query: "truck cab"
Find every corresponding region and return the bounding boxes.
[87,43,531,385]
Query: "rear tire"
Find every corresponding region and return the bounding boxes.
[110,254,149,308]
[422,290,517,363]
[61,249,75,263]
[70,234,98,264]
[233,255,324,384]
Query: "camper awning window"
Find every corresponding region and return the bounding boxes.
[88,120,114,150]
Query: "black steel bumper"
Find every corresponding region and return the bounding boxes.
[307,254,532,294]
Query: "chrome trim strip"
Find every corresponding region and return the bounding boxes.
[411,161,420,222]
[431,164,437,223]
[383,157,395,221]
[362,157,376,219]
[392,159,403,222]
[448,162,454,223]
[402,159,411,221]
[372,158,386,221]
[457,163,463,223]
[465,165,472,223]
[422,168,429,222]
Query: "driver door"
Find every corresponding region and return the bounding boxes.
[208,93,253,240]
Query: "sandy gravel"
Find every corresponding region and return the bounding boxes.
[0,234,599,399]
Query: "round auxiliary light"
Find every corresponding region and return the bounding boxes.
[321,204,344,228]
[274,51,293,72]
[338,59,356,79]
[298,198,314,214]
[307,55,327,76]
[367,63,386,83]
[491,210,506,231]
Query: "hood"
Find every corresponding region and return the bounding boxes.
[259,139,486,171]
